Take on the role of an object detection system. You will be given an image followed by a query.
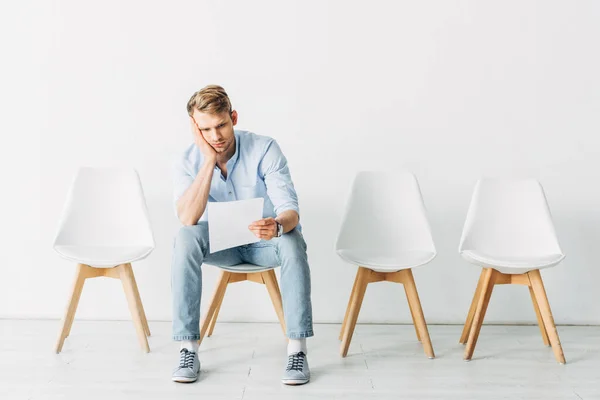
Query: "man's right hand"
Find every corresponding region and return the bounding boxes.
[190,117,217,163]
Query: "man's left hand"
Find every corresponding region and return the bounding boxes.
[249,217,278,240]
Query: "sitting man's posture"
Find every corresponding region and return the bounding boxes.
[171,85,313,385]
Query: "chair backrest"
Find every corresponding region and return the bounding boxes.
[54,167,155,248]
[335,171,436,254]
[459,178,563,258]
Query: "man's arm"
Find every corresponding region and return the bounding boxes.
[176,159,215,226]
[174,117,219,226]
[249,139,301,239]
[275,209,299,234]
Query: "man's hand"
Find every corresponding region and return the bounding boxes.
[249,217,278,240]
[190,117,217,163]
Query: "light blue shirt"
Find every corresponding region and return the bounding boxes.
[173,130,300,224]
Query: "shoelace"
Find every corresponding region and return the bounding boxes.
[286,351,306,371]
[179,348,196,369]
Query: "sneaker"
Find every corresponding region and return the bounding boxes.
[281,351,310,385]
[172,348,200,383]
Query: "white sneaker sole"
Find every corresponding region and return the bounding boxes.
[281,378,310,386]
[172,375,198,383]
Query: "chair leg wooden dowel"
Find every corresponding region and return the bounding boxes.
[464,268,495,361]
[64,298,79,340]
[63,264,95,339]
[199,271,231,346]
[403,269,435,358]
[340,267,369,357]
[118,264,150,353]
[207,285,226,337]
[262,270,287,336]
[460,269,487,344]
[55,264,88,353]
[404,284,422,342]
[340,272,360,340]
[128,264,151,337]
[200,268,288,346]
[529,286,550,347]
[528,270,566,364]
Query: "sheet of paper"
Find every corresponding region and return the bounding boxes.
[208,197,264,253]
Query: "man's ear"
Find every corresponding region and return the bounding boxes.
[230,110,238,126]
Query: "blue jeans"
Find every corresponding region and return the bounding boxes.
[171,222,314,340]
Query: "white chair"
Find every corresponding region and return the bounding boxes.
[336,171,436,358]
[458,178,566,363]
[198,264,286,345]
[53,167,155,353]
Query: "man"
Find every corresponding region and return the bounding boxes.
[171,85,313,385]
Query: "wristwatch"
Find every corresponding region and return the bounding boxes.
[276,221,283,237]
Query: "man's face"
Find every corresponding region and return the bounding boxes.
[192,109,238,154]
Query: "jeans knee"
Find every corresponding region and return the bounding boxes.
[277,228,307,259]
[174,223,210,258]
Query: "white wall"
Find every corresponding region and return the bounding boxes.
[1,0,599,325]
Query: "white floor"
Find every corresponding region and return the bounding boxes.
[1,320,600,400]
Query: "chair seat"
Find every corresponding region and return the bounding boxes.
[336,249,436,272]
[54,245,154,268]
[460,250,565,274]
[204,263,278,273]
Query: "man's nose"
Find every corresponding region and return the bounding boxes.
[212,132,223,141]
[206,131,219,141]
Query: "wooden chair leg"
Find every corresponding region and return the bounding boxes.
[64,265,96,339]
[199,271,231,345]
[460,269,487,344]
[118,264,150,353]
[340,271,360,340]
[528,270,566,364]
[340,267,369,357]
[464,268,495,361]
[262,269,287,335]
[529,286,550,347]
[404,283,421,342]
[402,269,435,358]
[128,264,150,337]
[207,284,226,337]
[55,264,89,353]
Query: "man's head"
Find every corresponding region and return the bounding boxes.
[187,85,238,154]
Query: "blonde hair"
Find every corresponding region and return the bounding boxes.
[186,85,232,116]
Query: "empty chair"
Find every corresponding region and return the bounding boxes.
[336,171,436,358]
[458,178,566,363]
[54,167,154,353]
[199,263,286,345]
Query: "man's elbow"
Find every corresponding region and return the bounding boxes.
[176,209,198,226]
[180,218,196,226]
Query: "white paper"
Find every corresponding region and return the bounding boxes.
[208,198,264,253]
